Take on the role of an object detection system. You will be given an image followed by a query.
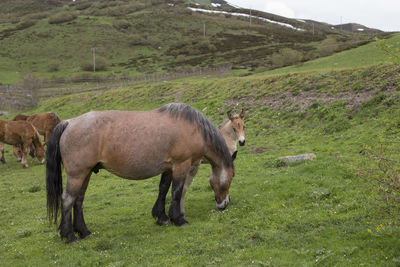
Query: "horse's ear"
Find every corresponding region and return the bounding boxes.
[227,111,234,121]
[240,109,245,119]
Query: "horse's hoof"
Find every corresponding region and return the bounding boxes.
[172,217,189,227]
[156,218,170,226]
[22,164,29,168]
[79,231,92,239]
[65,233,78,244]
[1,159,5,164]
[155,213,170,226]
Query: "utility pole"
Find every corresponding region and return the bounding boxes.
[91,47,96,72]
[249,8,252,26]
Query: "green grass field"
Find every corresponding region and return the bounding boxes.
[262,33,400,76]
[1,60,400,265]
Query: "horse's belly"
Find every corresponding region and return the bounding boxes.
[102,158,168,181]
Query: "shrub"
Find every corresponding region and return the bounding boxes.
[80,56,110,72]
[16,19,36,30]
[128,34,148,46]
[74,1,92,10]
[48,12,77,24]
[271,48,303,68]
[113,19,131,30]
[25,12,50,20]
[48,59,61,72]
[318,37,340,57]
[354,145,400,224]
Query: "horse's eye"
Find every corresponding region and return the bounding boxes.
[233,128,237,132]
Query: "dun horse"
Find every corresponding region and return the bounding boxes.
[46,103,234,243]
[14,112,61,145]
[152,109,245,225]
[0,120,45,168]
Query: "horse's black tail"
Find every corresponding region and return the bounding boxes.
[46,121,68,224]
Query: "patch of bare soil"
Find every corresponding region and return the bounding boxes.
[224,88,396,113]
[250,146,280,154]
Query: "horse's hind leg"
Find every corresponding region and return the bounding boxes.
[12,146,22,162]
[73,173,92,239]
[0,142,5,164]
[59,172,89,243]
[152,171,172,225]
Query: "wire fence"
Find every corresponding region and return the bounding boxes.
[0,65,231,111]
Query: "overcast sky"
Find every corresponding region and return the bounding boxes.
[226,0,400,32]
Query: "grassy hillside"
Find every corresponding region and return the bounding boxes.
[262,33,400,76]
[1,62,399,265]
[0,0,382,84]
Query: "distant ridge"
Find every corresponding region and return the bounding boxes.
[333,23,383,33]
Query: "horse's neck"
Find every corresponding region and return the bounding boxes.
[219,121,237,154]
[31,128,43,149]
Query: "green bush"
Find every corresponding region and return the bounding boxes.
[48,12,77,24]
[25,12,49,20]
[74,1,92,10]
[271,48,303,68]
[80,56,110,72]
[113,19,131,30]
[16,19,36,30]
[48,59,61,72]
[128,34,148,46]
[318,37,340,57]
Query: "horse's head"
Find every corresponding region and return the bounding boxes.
[210,164,234,210]
[35,144,45,164]
[227,109,245,146]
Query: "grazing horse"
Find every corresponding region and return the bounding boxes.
[46,103,234,243]
[0,120,45,168]
[14,112,61,145]
[152,109,245,225]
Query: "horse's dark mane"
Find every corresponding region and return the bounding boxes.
[50,112,61,125]
[158,103,233,168]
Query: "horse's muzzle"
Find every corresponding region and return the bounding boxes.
[216,195,230,210]
[239,140,246,146]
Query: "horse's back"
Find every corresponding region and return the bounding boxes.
[13,114,29,121]
[0,120,37,145]
[60,110,204,180]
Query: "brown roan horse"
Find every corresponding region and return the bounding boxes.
[14,112,61,145]
[0,120,45,168]
[152,109,245,225]
[46,103,234,243]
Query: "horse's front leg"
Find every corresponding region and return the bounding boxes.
[20,143,29,168]
[168,178,188,226]
[152,171,172,225]
[180,165,199,217]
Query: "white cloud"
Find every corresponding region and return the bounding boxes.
[263,1,295,18]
